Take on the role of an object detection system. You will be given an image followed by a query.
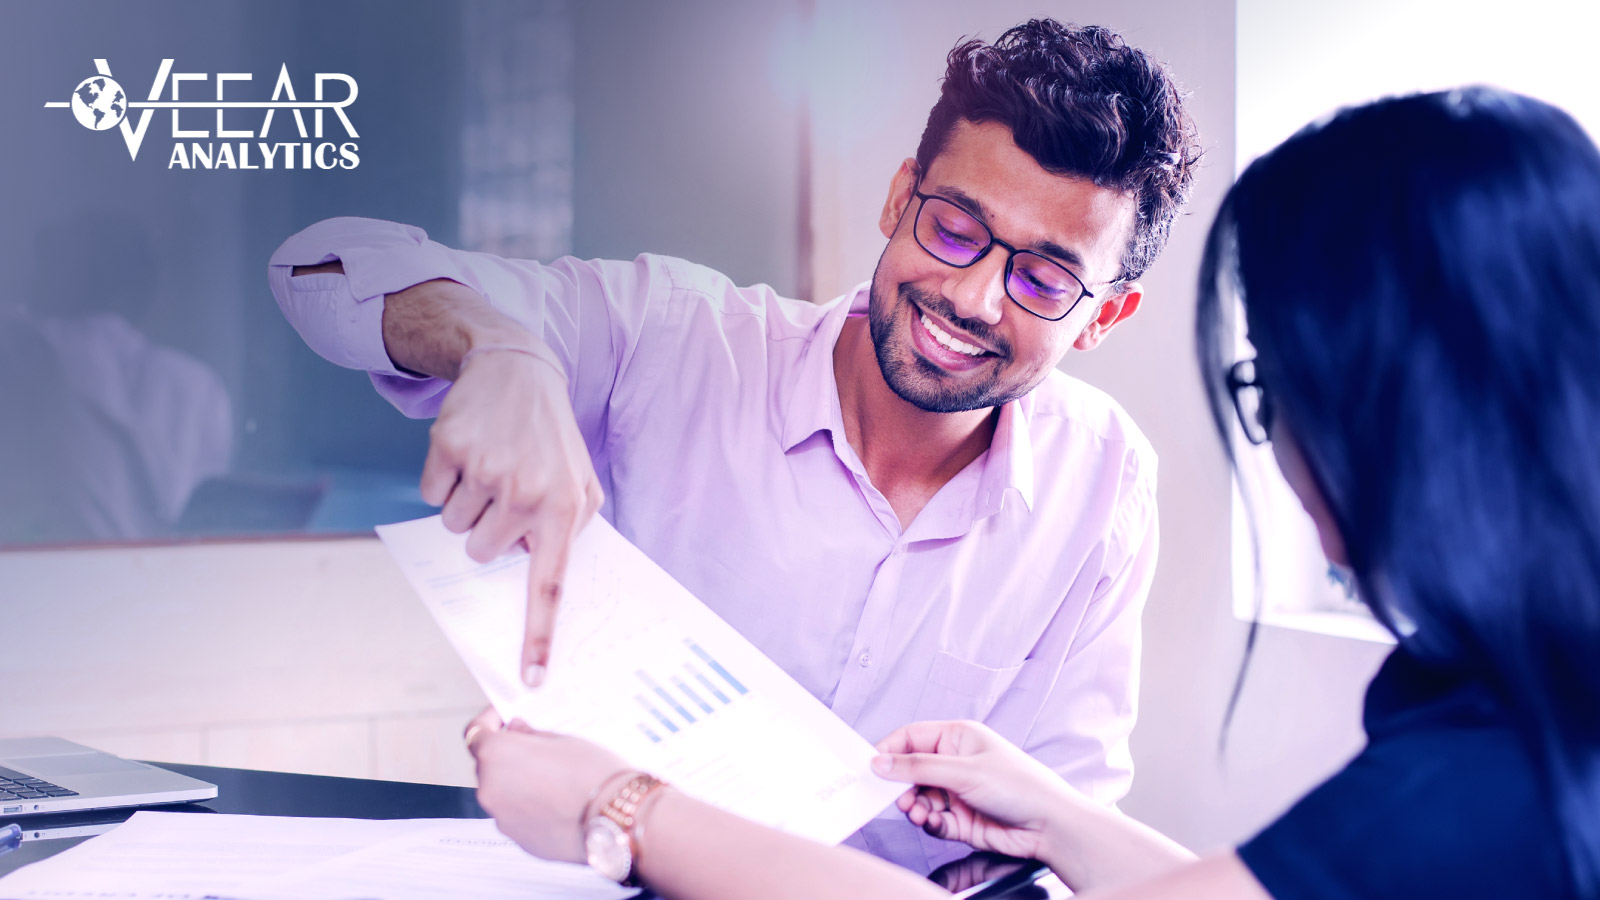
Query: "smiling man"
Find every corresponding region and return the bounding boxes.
[268,20,1199,871]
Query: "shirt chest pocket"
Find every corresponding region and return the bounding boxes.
[913,651,1025,723]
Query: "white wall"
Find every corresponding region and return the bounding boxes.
[570,0,807,295]
[0,538,484,787]
[1238,0,1600,169]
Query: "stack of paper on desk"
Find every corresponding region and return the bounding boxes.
[0,812,630,899]
[375,514,906,845]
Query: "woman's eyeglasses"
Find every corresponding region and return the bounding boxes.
[1226,358,1274,445]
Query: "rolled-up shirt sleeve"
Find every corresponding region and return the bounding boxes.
[266,217,662,439]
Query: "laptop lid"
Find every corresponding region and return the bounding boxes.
[0,737,216,817]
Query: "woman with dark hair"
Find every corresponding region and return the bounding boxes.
[465,86,1598,898]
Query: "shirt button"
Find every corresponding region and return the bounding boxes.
[858,650,872,667]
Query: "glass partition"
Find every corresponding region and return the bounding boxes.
[0,0,805,546]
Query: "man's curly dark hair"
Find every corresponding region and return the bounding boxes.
[915,20,1202,284]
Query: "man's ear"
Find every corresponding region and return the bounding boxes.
[879,159,920,240]
[1073,283,1143,351]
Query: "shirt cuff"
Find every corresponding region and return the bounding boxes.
[270,217,468,299]
[266,264,409,377]
[267,217,469,378]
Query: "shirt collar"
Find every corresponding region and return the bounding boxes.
[975,394,1036,515]
[779,283,864,454]
[781,282,1036,517]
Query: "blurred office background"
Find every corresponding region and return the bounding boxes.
[1,0,1594,857]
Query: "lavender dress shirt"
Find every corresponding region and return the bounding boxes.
[268,217,1159,872]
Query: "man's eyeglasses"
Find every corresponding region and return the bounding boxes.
[909,189,1095,322]
[1226,358,1274,445]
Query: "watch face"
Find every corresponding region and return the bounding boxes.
[584,816,632,883]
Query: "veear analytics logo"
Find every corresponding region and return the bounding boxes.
[44,59,360,170]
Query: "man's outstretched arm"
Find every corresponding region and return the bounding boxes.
[271,219,660,686]
[291,259,528,378]
[294,261,601,687]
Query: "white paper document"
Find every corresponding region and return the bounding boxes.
[0,812,431,899]
[238,817,630,900]
[375,514,905,845]
[0,812,627,900]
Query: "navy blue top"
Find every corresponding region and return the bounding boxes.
[1238,649,1573,899]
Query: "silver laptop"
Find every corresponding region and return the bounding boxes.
[0,737,216,817]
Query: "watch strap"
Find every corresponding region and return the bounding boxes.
[597,772,667,886]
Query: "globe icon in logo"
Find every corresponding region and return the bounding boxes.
[70,75,127,131]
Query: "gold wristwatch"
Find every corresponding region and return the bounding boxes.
[583,772,667,886]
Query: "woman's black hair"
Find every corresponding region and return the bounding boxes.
[1197,87,1600,895]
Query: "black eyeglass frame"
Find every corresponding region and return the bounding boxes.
[1225,358,1275,445]
[907,188,1097,322]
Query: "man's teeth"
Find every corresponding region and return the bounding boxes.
[920,313,987,357]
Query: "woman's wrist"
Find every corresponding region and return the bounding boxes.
[581,768,641,825]
[582,769,673,887]
[1033,786,1197,892]
[1032,780,1098,878]
[628,780,673,875]
[628,782,683,886]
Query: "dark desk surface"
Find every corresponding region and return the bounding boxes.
[162,761,488,819]
[0,762,485,877]
[1,762,1051,898]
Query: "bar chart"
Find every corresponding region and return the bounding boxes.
[631,640,749,742]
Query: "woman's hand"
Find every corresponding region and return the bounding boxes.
[872,720,1076,862]
[464,708,630,864]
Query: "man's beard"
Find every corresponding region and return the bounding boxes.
[868,280,1023,413]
